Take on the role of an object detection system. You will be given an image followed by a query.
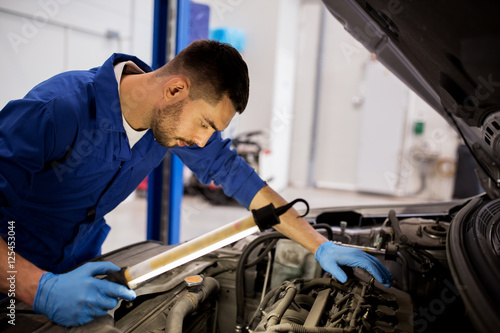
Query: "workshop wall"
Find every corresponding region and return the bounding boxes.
[0,0,154,109]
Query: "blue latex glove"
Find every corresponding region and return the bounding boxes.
[315,241,393,287]
[33,261,136,327]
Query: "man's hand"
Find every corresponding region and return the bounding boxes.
[33,261,136,327]
[315,241,393,287]
[249,186,393,287]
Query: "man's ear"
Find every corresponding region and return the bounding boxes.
[163,76,190,101]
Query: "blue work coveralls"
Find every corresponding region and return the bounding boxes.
[0,53,264,273]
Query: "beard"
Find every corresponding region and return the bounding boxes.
[151,99,195,148]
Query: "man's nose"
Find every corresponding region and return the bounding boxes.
[194,131,213,148]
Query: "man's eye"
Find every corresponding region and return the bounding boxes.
[201,122,208,129]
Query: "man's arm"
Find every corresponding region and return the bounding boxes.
[0,237,45,306]
[0,236,136,326]
[249,185,327,254]
[249,185,393,287]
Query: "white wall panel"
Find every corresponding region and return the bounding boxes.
[0,0,131,40]
[266,0,300,191]
[289,0,322,188]
[313,12,370,189]
[0,0,154,107]
[66,28,120,70]
[130,0,154,65]
[0,11,65,108]
[356,60,409,195]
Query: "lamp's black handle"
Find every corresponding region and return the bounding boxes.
[252,198,309,231]
[103,266,130,288]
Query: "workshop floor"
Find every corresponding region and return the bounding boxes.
[102,186,425,253]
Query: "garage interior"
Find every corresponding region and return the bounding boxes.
[0,0,473,252]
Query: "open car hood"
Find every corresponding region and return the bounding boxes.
[322,1,500,331]
[322,0,500,198]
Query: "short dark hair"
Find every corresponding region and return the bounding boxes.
[156,40,249,114]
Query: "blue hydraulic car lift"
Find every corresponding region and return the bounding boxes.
[147,0,191,245]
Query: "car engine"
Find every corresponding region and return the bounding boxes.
[0,198,481,332]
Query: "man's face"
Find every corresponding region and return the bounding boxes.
[151,94,236,148]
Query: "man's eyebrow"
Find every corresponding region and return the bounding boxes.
[203,116,219,131]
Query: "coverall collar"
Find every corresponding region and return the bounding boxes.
[93,53,153,133]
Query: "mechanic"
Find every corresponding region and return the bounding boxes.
[0,40,392,327]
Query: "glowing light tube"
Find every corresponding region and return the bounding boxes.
[125,214,259,289]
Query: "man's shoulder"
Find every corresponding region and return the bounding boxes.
[25,69,97,105]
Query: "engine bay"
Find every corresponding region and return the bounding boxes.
[0,197,485,332]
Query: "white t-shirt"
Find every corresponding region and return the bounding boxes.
[114,61,148,148]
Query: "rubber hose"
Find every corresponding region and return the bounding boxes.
[397,252,409,292]
[164,277,220,333]
[300,278,349,294]
[310,223,334,241]
[236,232,288,325]
[247,284,285,328]
[388,209,414,246]
[266,283,298,327]
[246,239,279,268]
[236,224,335,326]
